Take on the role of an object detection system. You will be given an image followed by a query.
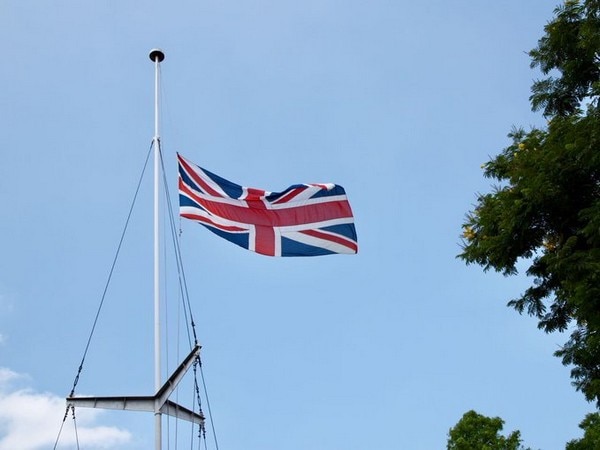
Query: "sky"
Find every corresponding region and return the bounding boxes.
[0,1,595,449]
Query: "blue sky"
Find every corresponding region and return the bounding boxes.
[0,1,594,449]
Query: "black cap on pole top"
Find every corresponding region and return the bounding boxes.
[149,49,165,62]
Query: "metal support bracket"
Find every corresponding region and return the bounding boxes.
[66,344,204,426]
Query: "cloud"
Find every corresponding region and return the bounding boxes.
[0,368,131,450]
[0,368,21,385]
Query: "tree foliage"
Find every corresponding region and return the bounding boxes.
[447,410,526,450]
[459,0,600,405]
[566,412,600,449]
[529,1,600,117]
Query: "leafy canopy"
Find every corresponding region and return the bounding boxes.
[459,0,600,405]
[447,410,526,450]
[566,412,600,449]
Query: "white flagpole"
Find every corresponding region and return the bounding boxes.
[149,47,165,450]
[67,49,202,449]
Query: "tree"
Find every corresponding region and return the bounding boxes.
[566,412,600,449]
[459,0,600,405]
[447,410,526,450]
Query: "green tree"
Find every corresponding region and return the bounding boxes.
[447,410,525,450]
[566,412,600,449]
[459,0,600,405]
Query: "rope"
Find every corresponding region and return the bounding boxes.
[52,407,69,450]
[199,360,219,450]
[159,149,220,450]
[159,149,197,347]
[189,363,203,450]
[72,407,81,450]
[160,147,202,441]
[53,143,153,449]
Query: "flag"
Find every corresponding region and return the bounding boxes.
[178,153,358,257]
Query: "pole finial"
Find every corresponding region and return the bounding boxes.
[149,49,165,63]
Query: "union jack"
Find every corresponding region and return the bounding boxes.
[178,154,358,257]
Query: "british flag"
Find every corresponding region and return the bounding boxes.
[178,154,358,257]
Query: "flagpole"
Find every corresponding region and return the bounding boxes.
[149,47,165,450]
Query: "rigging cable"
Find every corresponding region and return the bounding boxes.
[161,150,205,450]
[53,142,154,449]
[159,150,220,450]
[198,360,219,450]
[72,406,81,450]
[159,149,197,347]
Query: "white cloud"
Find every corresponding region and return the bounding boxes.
[0,367,131,450]
[0,368,21,385]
